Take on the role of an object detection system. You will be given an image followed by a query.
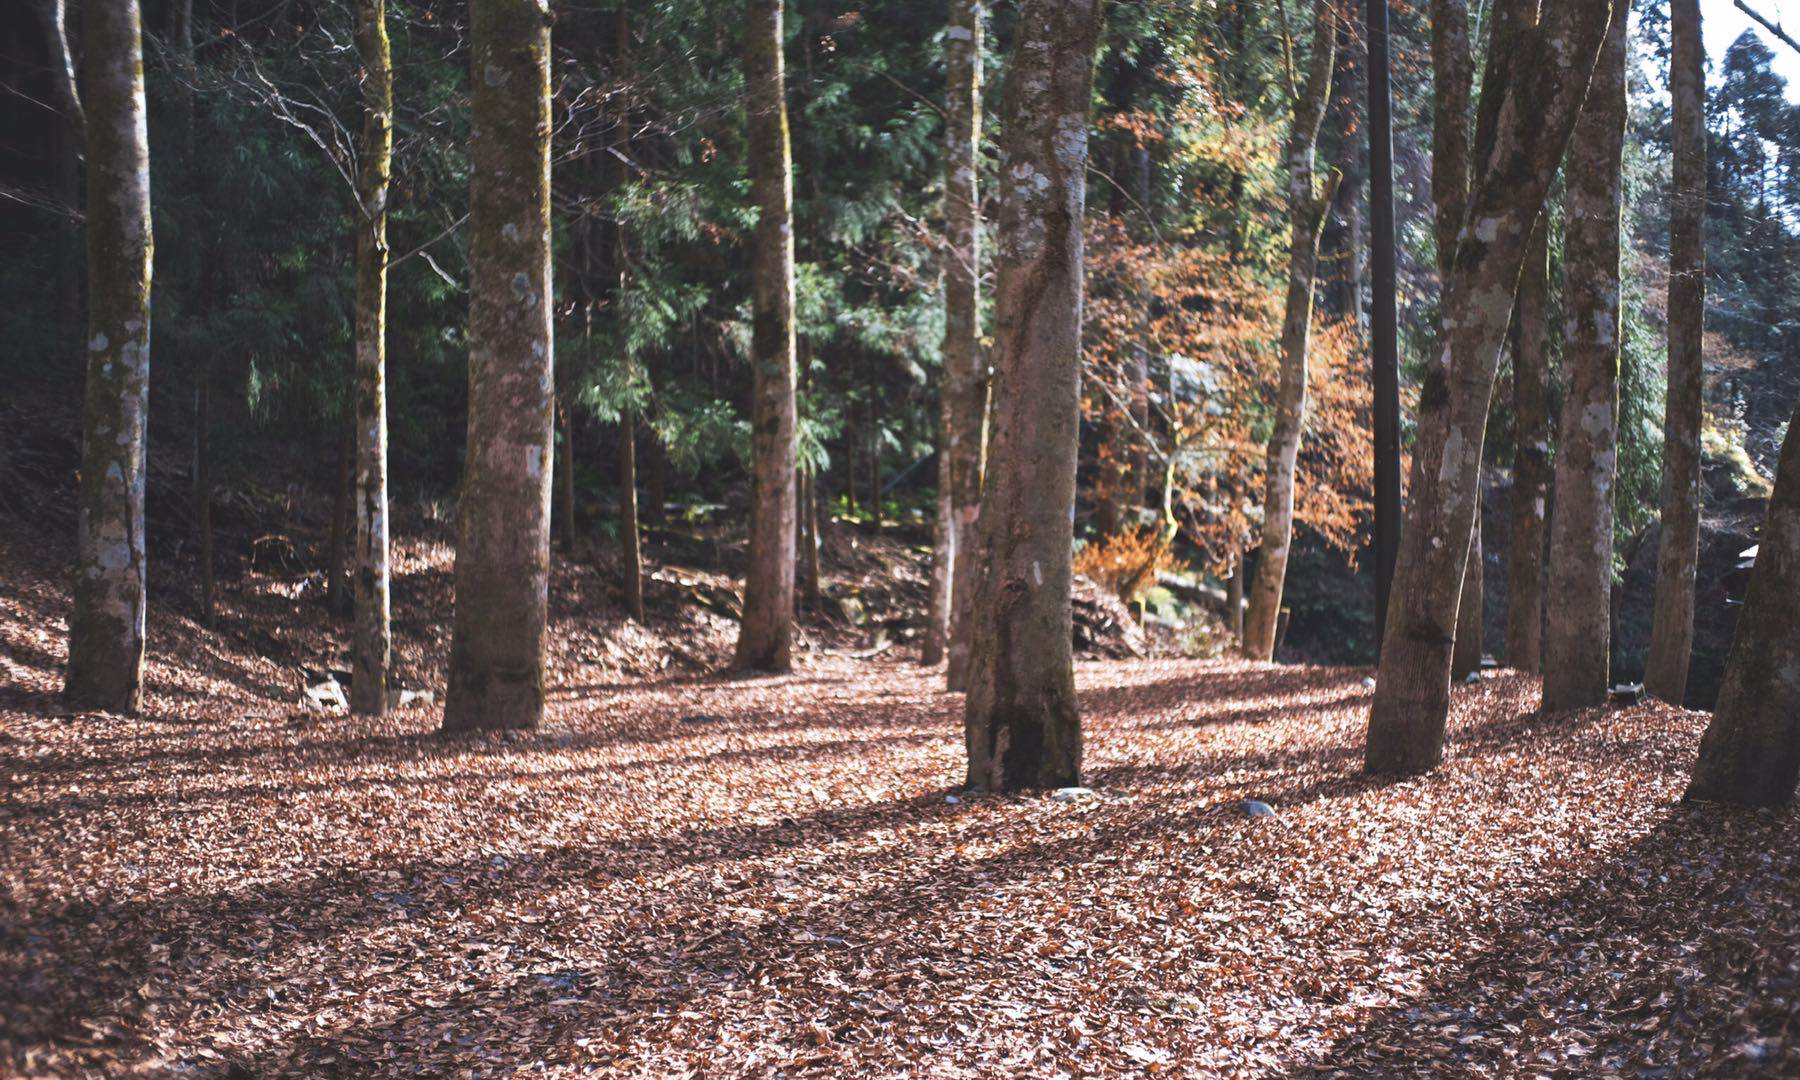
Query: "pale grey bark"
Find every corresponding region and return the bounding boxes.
[1367,1,1620,774]
[1543,8,1627,711]
[443,0,555,732]
[350,0,393,715]
[64,0,152,714]
[963,0,1103,790]
[1646,0,1706,705]
[1506,217,1551,675]
[733,0,800,672]
[1242,0,1338,661]
[936,0,985,684]
[1685,395,1800,805]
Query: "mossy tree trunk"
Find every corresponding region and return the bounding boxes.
[732,0,800,672]
[1366,0,1619,774]
[1646,0,1706,706]
[1242,0,1337,662]
[350,0,394,715]
[443,0,555,733]
[930,0,986,679]
[962,0,1103,791]
[1543,9,1627,711]
[1685,395,1800,805]
[65,0,153,714]
[1505,217,1551,675]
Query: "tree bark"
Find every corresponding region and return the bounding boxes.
[1543,8,1627,711]
[1505,216,1551,675]
[64,0,152,714]
[1684,396,1800,805]
[800,468,822,607]
[1452,513,1483,680]
[620,408,645,622]
[922,456,951,664]
[1366,1,1619,774]
[350,0,393,715]
[328,423,352,617]
[1646,0,1706,706]
[732,0,800,672]
[1242,0,1337,662]
[443,0,555,733]
[942,0,987,690]
[962,0,1102,791]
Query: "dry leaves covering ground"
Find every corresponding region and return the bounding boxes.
[3,533,1798,1077]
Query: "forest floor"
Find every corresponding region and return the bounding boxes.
[3,521,1799,1077]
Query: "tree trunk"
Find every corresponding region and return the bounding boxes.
[1242,0,1337,662]
[557,398,576,553]
[801,468,822,607]
[1366,1,1619,774]
[1684,396,1800,805]
[732,0,800,672]
[940,0,986,686]
[963,0,1102,791]
[620,408,645,622]
[643,434,667,525]
[194,379,215,629]
[1366,0,1403,655]
[1543,9,1627,711]
[38,0,85,342]
[1505,216,1551,675]
[1452,515,1483,680]
[922,450,951,665]
[443,0,554,733]
[350,0,393,715]
[1646,0,1706,706]
[64,0,152,714]
[1226,548,1245,645]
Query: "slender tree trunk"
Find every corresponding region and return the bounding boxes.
[1452,514,1483,680]
[732,0,800,672]
[1543,9,1627,711]
[1646,0,1706,706]
[194,379,215,628]
[1366,1,1619,774]
[800,468,822,606]
[938,0,986,680]
[1366,0,1403,653]
[443,0,554,733]
[349,0,393,715]
[557,399,576,553]
[963,0,1102,791]
[1685,396,1800,805]
[923,449,952,664]
[1242,0,1337,661]
[620,408,645,622]
[38,0,85,343]
[1505,216,1551,675]
[65,0,152,713]
[1226,547,1245,645]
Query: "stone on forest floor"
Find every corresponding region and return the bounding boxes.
[1052,786,1096,801]
[679,714,727,725]
[1240,799,1276,818]
[302,679,347,712]
[1610,683,1644,705]
[389,688,435,710]
[1463,671,1482,685]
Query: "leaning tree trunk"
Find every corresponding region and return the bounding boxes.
[962,0,1103,791]
[1684,395,1800,805]
[1505,216,1551,675]
[1543,7,1627,712]
[732,0,800,672]
[350,0,393,716]
[1242,0,1337,662]
[1452,515,1483,680]
[1646,0,1706,706]
[443,0,554,733]
[942,0,987,691]
[65,0,153,714]
[35,0,85,337]
[1366,0,1619,774]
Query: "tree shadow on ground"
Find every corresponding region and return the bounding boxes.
[1288,803,1800,1077]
